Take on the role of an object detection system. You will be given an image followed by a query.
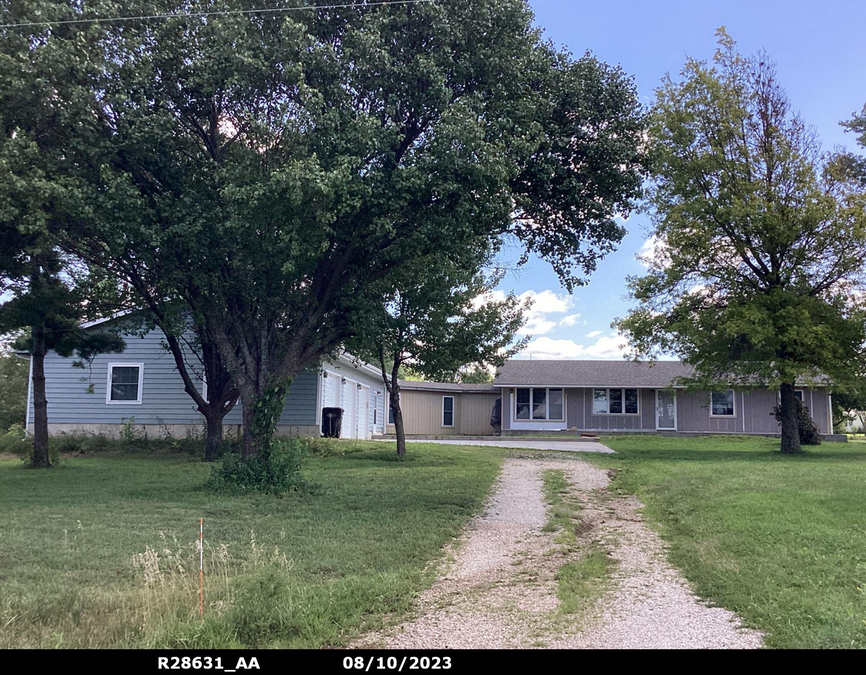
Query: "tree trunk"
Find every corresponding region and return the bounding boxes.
[241,404,258,461]
[779,381,803,454]
[204,415,223,462]
[391,387,406,458]
[31,323,51,468]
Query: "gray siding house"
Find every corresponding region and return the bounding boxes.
[495,360,833,436]
[25,318,387,440]
[384,359,834,438]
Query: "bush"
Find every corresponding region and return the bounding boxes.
[0,424,34,459]
[205,438,308,495]
[772,398,822,445]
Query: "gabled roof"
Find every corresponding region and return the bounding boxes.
[494,359,694,388]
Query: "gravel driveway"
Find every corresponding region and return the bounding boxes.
[354,455,762,650]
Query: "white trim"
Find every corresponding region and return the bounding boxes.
[591,387,641,416]
[828,390,833,434]
[25,354,33,434]
[357,383,371,439]
[709,389,737,418]
[315,370,324,428]
[106,363,144,405]
[512,387,566,422]
[79,308,137,329]
[655,389,677,431]
[441,395,455,428]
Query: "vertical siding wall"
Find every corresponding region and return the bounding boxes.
[560,386,832,435]
[386,391,499,436]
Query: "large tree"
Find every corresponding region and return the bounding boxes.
[2,0,647,462]
[351,258,526,457]
[616,30,866,454]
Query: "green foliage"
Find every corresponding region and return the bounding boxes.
[0,0,646,454]
[556,548,612,616]
[0,424,32,458]
[248,379,292,454]
[458,365,494,384]
[0,347,27,431]
[771,399,822,445]
[206,438,308,495]
[616,29,866,452]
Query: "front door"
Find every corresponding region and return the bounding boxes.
[656,390,677,430]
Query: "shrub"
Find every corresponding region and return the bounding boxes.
[0,424,34,458]
[205,438,308,495]
[772,398,822,445]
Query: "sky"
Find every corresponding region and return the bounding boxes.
[503,0,866,360]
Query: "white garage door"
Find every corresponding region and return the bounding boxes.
[341,379,356,439]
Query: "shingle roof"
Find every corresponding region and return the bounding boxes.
[493,359,694,388]
[398,380,499,393]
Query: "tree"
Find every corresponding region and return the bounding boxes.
[836,104,866,184]
[0,247,125,466]
[457,366,495,384]
[126,307,238,462]
[0,338,28,432]
[351,259,526,457]
[2,0,647,464]
[616,30,866,454]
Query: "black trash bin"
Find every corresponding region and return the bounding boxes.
[322,407,343,438]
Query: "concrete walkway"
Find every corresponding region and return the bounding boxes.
[375,437,614,454]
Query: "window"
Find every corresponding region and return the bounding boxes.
[593,388,639,415]
[514,388,564,421]
[106,364,143,404]
[549,389,564,420]
[442,396,454,427]
[532,388,547,419]
[794,390,804,401]
[710,389,735,416]
[387,394,401,424]
[593,389,608,414]
[516,388,531,420]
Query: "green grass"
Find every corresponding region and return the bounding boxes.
[556,548,612,615]
[583,435,866,649]
[541,469,576,538]
[0,441,503,648]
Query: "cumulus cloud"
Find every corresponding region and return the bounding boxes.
[474,288,577,337]
[585,329,603,338]
[518,333,631,360]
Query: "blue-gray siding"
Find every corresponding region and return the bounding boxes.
[29,325,333,429]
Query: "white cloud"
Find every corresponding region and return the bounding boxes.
[585,329,603,338]
[518,333,631,360]
[637,235,669,269]
[476,288,577,337]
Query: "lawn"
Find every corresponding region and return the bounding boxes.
[0,441,503,649]
[585,435,866,649]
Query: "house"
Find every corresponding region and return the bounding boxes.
[24,318,387,440]
[25,316,838,441]
[388,359,836,438]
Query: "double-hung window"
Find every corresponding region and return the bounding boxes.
[106,363,143,404]
[592,388,639,415]
[442,396,455,427]
[710,389,736,417]
[514,388,564,421]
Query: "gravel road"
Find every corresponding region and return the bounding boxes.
[354,455,763,650]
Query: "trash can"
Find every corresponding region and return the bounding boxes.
[490,397,502,435]
[322,407,343,438]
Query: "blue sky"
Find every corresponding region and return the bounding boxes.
[503,0,866,360]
